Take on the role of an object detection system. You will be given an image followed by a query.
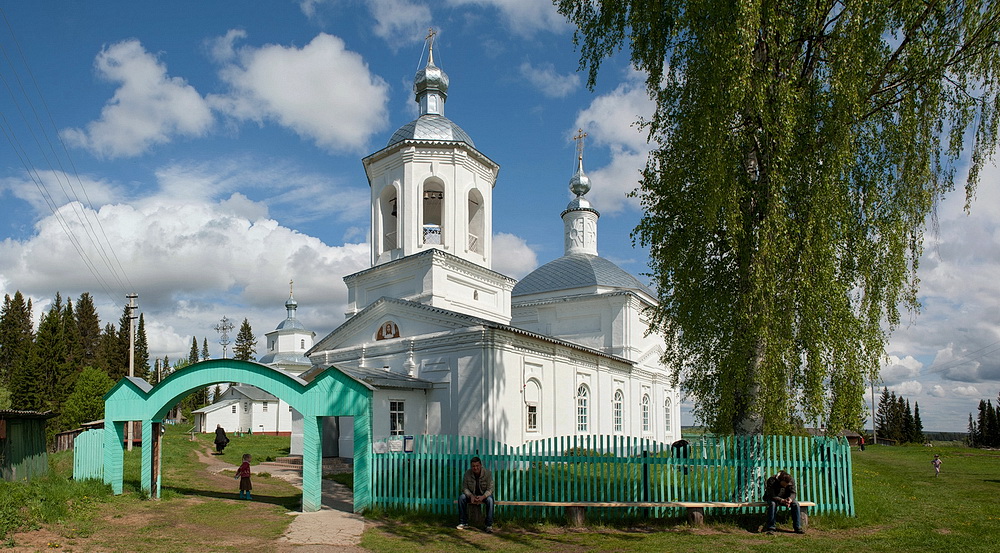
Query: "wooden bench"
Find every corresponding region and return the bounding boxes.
[487,500,817,528]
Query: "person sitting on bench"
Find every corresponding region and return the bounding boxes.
[762,470,804,534]
[456,456,494,533]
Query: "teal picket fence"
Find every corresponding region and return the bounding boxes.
[370,434,854,519]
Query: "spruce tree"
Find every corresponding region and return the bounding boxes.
[0,290,34,398]
[61,298,83,387]
[135,313,150,381]
[902,399,914,444]
[875,387,891,439]
[968,413,978,447]
[2,292,38,410]
[202,338,210,361]
[188,337,200,365]
[912,402,925,444]
[233,318,257,362]
[95,323,123,379]
[75,292,101,368]
[34,295,68,416]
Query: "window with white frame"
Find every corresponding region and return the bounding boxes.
[664,397,672,433]
[524,379,540,432]
[231,405,237,414]
[576,384,589,432]
[613,390,624,433]
[389,401,405,436]
[642,394,651,433]
[262,401,268,412]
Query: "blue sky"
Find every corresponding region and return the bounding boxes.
[1,1,997,432]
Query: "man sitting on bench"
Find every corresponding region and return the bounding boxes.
[763,470,804,534]
[456,456,495,533]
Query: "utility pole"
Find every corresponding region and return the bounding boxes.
[126,293,138,451]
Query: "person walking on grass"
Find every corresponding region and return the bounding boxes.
[214,424,230,454]
[235,453,253,499]
[456,456,495,533]
[932,454,942,477]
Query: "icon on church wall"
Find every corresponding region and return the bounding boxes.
[376,321,401,341]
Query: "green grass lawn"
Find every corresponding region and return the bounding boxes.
[358,444,1000,552]
[4,435,998,552]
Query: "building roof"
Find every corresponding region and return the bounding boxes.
[0,409,57,419]
[512,253,655,298]
[258,351,312,366]
[337,365,433,390]
[229,385,277,402]
[192,399,240,414]
[386,114,475,147]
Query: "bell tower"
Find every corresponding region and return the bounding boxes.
[364,31,498,268]
[348,34,514,323]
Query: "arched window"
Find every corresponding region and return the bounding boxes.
[300,339,305,349]
[467,189,484,255]
[379,184,399,253]
[576,385,589,433]
[422,180,444,245]
[642,394,651,433]
[524,379,540,432]
[664,397,672,433]
[613,390,624,434]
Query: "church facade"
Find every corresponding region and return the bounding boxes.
[293,46,680,455]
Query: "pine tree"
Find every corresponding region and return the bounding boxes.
[61,298,83,387]
[189,337,200,365]
[34,295,68,416]
[875,387,891,439]
[135,313,150,381]
[233,318,257,362]
[902,399,914,444]
[912,402,925,444]
[116,304,132,377]
[212,384,222,402]
[2,292,38,410]
[985,400,999,448]
[967,413,978,447]
[201,338,210,361]
[75,292,101,368]
[976,400,990,447]
[95,323,123,379]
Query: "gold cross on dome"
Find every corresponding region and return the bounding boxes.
[289,279,294,296]
[572,129,588,161]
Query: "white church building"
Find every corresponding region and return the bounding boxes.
[195,46,680,457]
[295,47,680,456]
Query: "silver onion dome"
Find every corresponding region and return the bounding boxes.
[569,156,591,197]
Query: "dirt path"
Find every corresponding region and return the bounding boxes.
[194,446,368,552]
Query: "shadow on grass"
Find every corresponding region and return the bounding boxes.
[162,485,301,510]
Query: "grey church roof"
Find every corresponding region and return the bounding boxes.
[275,317,306,331]
[387,114,475,148]
[258,351,311,366]
[512,253,655,297]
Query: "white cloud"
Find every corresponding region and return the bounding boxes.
[0,170,120,215]
[574,72,655,213]
[61,40,213,158]
[519,61,580,98]
[368,0,433,46]
[207,29,247,64]
[492,232,537,279]
[0,166,371,361]
[445,0,570,35]
[892,380,923,396]
[953,385,982,397]
[929,385,947,398]
[210,33,390,153]
[880,354,923,385]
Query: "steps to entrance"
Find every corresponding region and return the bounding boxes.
[271,456,354,474]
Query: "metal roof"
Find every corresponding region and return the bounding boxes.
[512,253,655,297]
[228,385,277,402]
[386,114,475,147]
[258,351,312,366]
[337,365,433,390]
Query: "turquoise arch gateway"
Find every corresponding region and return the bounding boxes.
[102,359,373,512]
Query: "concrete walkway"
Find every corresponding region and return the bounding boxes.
[198,449,366,551]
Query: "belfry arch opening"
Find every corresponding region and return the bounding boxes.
[467,188,484,255]
[422,179,444,246]
[378,183,399,257]
[97,359,373,513]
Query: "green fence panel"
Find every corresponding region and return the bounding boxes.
[72,429,104,481]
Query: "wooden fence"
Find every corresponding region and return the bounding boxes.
[371,434,854,519]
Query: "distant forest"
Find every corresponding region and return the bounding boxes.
[0,290,255,445]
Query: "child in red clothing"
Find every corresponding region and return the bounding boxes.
[235,453,252,499]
